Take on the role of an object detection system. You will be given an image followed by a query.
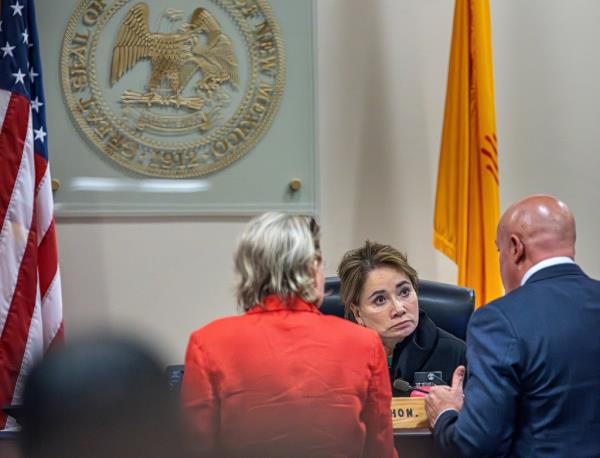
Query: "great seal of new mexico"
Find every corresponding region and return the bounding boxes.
[61,0,285,177]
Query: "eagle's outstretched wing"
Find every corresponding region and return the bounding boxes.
[178,34,239,90]
[110,3,152,86]
[208,35,239,87]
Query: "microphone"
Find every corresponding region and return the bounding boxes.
[393,378,430,395]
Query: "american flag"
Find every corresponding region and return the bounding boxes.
[0,0,63,429]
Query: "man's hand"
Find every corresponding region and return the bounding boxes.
[424,365,465,428]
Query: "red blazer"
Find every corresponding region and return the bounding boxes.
[182,295,396,458]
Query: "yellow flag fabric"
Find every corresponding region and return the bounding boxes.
[433,0,502,308]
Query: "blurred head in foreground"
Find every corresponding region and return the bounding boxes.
[20,335,185,458]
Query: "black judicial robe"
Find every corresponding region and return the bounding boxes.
[390,310,466,396]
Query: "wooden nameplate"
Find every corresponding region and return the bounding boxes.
[390,397,429,429]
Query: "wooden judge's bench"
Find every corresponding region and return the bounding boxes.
[392,397,440,456]
[0,398,438,457]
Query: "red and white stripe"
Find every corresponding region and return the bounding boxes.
[0,88,63,429]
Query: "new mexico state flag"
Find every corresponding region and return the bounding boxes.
[433,0,503,309]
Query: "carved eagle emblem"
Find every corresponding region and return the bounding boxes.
[110,3,239,109]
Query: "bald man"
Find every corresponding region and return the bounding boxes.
[425,195,600,457]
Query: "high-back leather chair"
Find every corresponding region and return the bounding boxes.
[320,276,475,341]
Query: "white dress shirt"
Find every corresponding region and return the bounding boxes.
[520,256,575,286]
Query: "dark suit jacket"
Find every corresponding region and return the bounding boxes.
[391,310,466,396]
[434,263,600,457]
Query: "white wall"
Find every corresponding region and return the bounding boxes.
[56,0,600,362]
[492,0,600,271]
[317,0,457,284]
[57,217,247,361]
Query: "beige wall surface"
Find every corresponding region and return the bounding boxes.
[51,1,600,362]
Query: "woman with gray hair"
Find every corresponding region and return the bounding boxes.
[182,213,396,458]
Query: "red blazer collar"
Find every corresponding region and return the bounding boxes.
[247,295,320,314]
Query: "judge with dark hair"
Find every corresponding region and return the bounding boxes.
[337,241,466,393]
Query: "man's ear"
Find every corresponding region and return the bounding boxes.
[350,304,363,325]
[510,235,525,265]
